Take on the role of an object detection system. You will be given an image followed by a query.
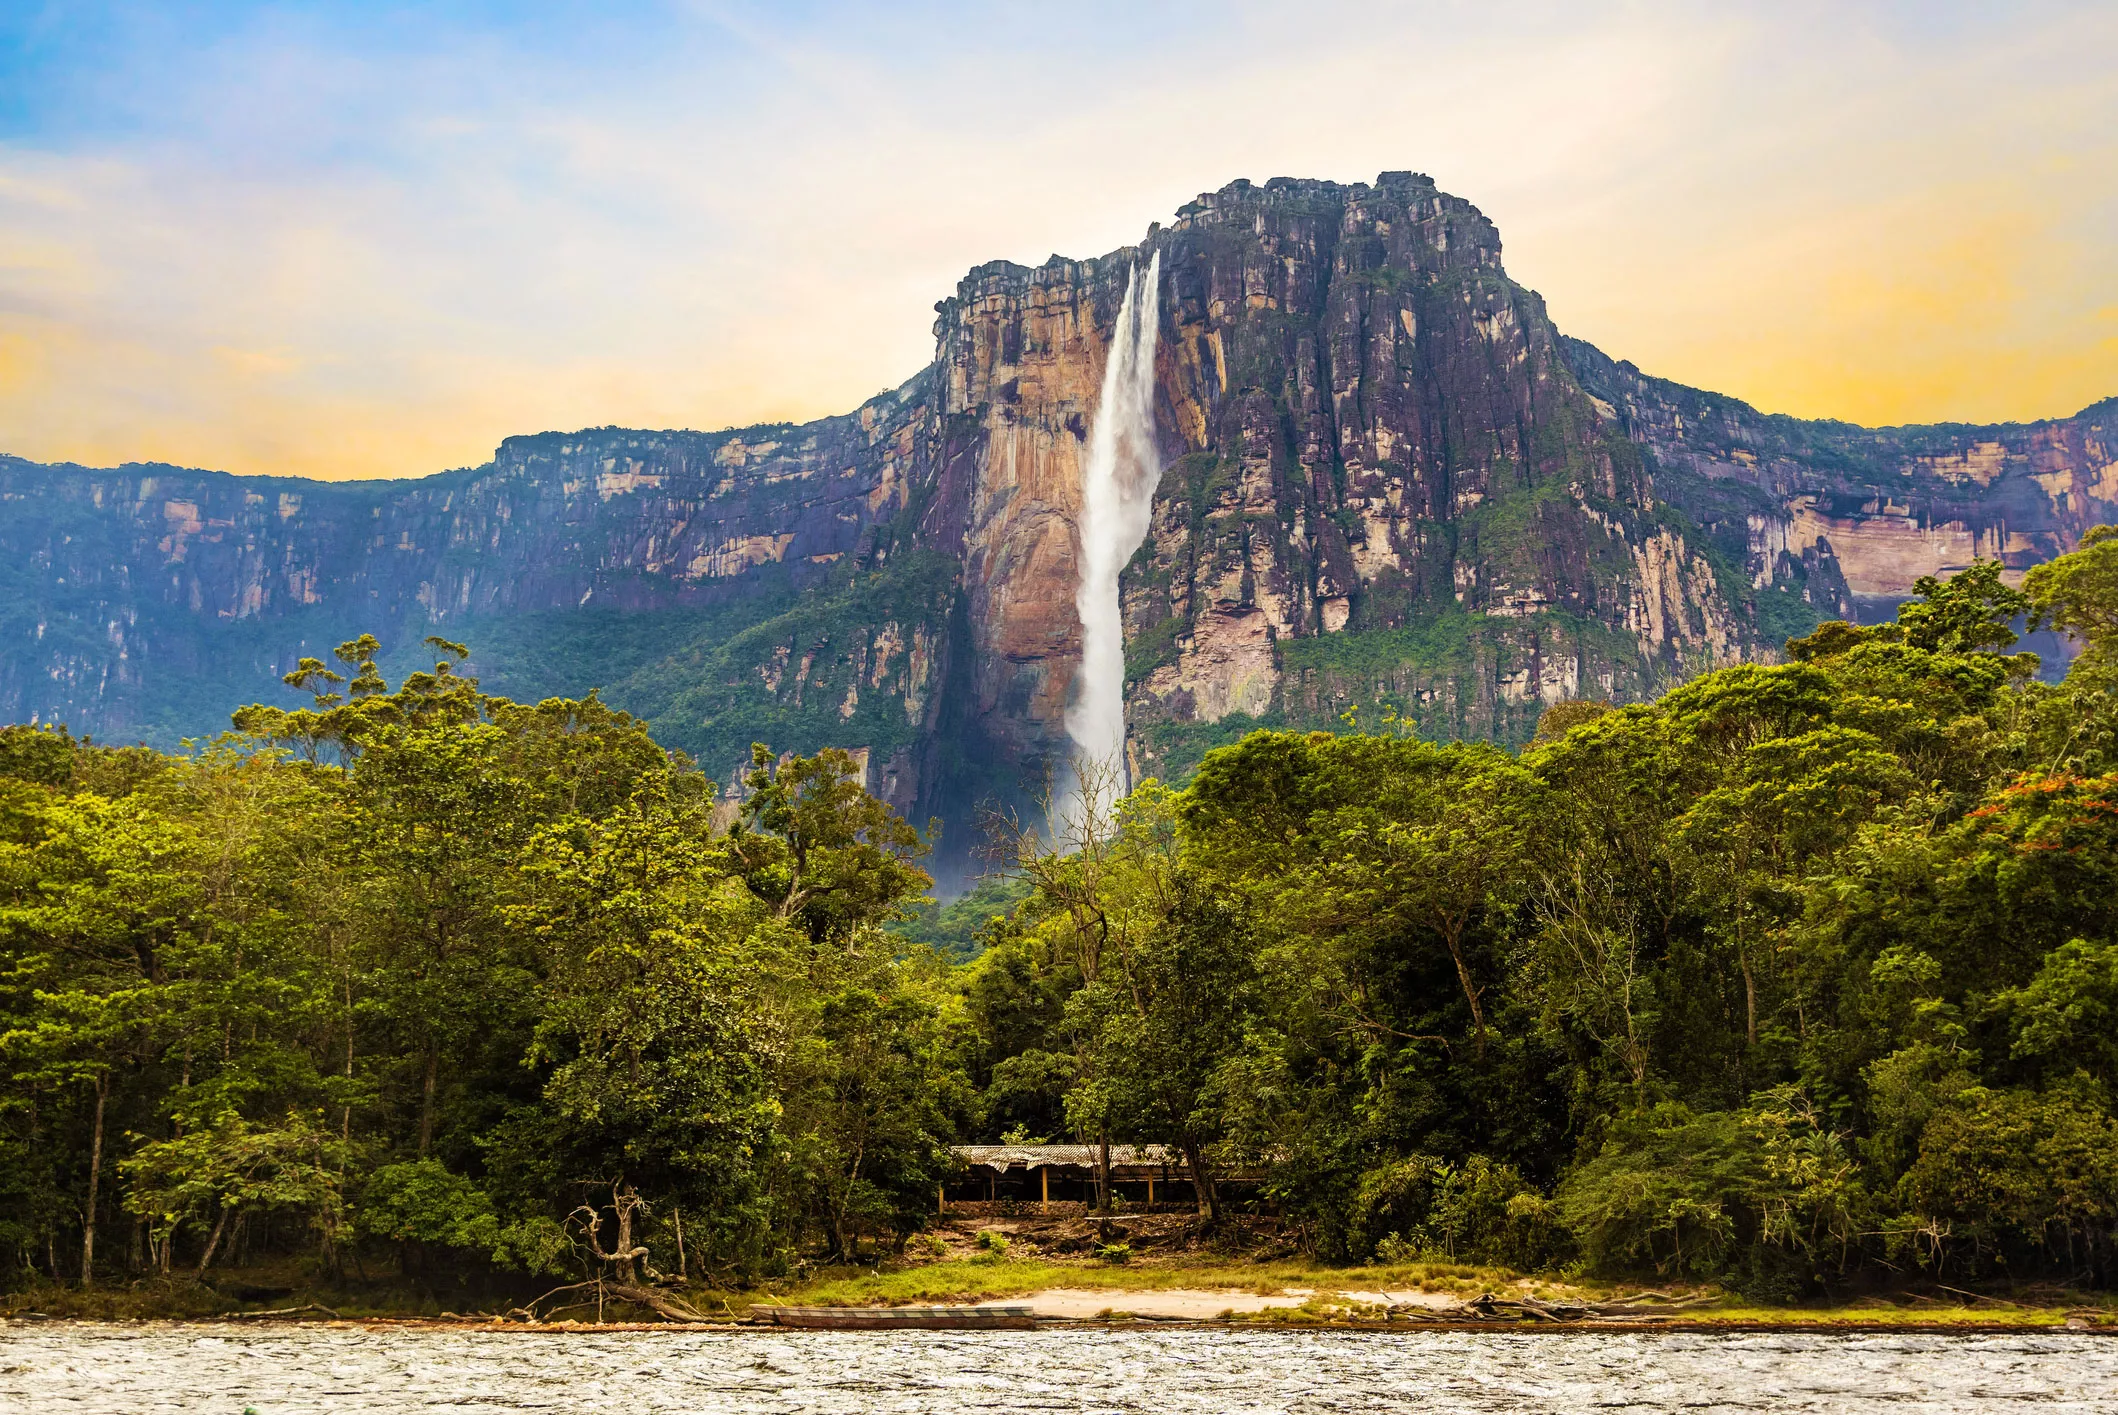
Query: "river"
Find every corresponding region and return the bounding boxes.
[4,1324,2114,1413]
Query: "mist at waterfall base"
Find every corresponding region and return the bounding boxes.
[1061,252,1163,838]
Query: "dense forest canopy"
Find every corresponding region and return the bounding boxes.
[6,529,2118,1299]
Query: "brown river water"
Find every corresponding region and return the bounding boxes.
[3,1324,2114,1413]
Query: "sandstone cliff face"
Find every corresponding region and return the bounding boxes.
[917,257,1116,786]
[1563,338,2118,619]
[918,175,1757,781]
[0,378,933,749]
[3,173,2114,851]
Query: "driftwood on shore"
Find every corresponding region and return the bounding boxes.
[752,1305,1037,1331]
[224,1302,343,1321]
[1384,1292,1721,1323]
[506,1278,718,1325]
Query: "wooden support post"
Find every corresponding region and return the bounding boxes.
[939,1184,946,1216]
[1148,1173,1155,1208]
[1041,1167,1049,1212]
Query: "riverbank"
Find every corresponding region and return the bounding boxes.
[765,1257,2116,1332]
[9,1212,2115,1332]
[9,1252,2114,1332]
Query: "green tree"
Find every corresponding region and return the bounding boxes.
[731,745,929,944]
[1897,559,2031,656]
[1898,1083,2118,1279]
[123,1109,347,1273]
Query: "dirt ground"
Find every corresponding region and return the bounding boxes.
[926,1209,1293,1266]
[985,1285,1462,1319]
[916,1212,1472,1318]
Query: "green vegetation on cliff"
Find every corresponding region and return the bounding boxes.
[612,551,959,778]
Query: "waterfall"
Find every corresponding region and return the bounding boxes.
[1063,251,1162,831]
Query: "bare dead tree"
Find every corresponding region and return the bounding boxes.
[569,1182,650,1284]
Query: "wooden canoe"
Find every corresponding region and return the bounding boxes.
[759,1305,1036,1330]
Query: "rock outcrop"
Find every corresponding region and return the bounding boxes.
[0,377,934,757]
[1563,337,2118,619]
[3,173,2113,864]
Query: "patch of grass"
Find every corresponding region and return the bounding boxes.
[732,1255,1612,1311]
[0,1266,545,1322]
[1680,1304,2074,1328]
[746,1253,2110,1326]
[1232,1303,1331,1325]
[2,1278,235,1321]
[17,1254,2107,1328]
[742,1259,1299,1309]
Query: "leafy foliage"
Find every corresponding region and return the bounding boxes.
[2,641,943,1288]
[9,535,2118,1298]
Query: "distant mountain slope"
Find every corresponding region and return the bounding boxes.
[1562,337,2117,621]
[4,173,2112,869]
[0,375,934,750]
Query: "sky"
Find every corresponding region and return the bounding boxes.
[1,0,2114,482]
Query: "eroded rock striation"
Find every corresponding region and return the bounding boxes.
[1563,338,2118,617]
[4,173,2113,857]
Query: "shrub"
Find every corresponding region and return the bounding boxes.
[1555,1092,1866,1290]
[1430,1157,1574,1272]
[1353,1153,1572,1271]
[356,1160,500,1251]
[353,1159,568,1276]
[1350,1155,1444,1258]
[1898,1082,2118,1277]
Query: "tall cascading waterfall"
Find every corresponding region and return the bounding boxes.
[1062,251,1162,832]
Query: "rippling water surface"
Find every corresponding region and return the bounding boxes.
[7,1324,2115,1413]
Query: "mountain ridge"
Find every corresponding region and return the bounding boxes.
[4,172,2113,877]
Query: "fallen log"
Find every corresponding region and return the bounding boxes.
[506,1278,715,1325]
[226,1302,341,1321]
[1426,1293,1721,1323]
[603,1284,716,1324]
[1936,1285,2021,1309]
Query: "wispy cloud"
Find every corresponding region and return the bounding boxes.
[0,0,2112,479]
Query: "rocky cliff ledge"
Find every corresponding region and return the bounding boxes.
[4,173,2113,858]
[1563,337,2118,620]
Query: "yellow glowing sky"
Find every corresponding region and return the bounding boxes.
[1,1,2113,481]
